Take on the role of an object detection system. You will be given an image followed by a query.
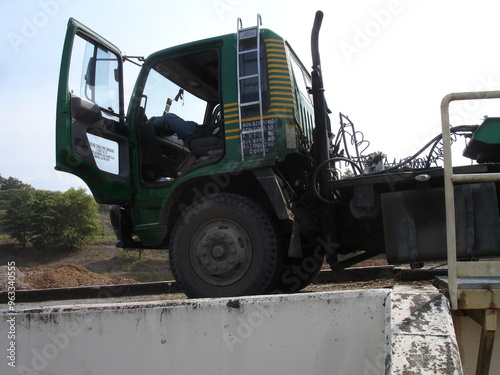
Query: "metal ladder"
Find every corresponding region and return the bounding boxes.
[440,90,500,375]
[236,14,265,160]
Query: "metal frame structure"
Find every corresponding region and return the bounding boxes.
[440,90,500,375]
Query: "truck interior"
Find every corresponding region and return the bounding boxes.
[137,49,224,183]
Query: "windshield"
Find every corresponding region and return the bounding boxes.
[141,67,206,123]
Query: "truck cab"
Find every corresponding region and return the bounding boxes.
[56,16,319,297]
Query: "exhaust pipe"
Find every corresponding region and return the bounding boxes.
[311,11,331,199]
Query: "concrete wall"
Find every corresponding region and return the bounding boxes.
[0,286,467,375]
[1,290,389,375]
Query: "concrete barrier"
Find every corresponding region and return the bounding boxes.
[385,285,463,374]
[0,286,463,375]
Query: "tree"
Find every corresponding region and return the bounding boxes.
[0,175,31,210]
[0,175,31,191]
[1,188,101,249]
[1,189,35,247]
[28,190,62,249]
[54,188,101,248]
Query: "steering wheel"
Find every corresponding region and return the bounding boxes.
[211,104,222,126]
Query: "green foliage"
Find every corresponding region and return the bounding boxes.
[55,188,101,248]
[0,175,32,211]
[1,188,35,247]
[0,174,32,191]
[1,187,101,249]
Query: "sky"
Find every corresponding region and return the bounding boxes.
[1,0,500,192]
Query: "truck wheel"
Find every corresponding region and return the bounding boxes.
[275,251,324,293]
[169,193,282,298]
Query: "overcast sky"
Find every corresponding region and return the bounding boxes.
[1,0,500,191]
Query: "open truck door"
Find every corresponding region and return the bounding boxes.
[55,18,131,203]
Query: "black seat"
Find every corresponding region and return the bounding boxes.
[140,123,192,181]
[187,104,224,157]
[189,136,223,156]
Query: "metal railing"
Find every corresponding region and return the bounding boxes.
[440,90,500,310]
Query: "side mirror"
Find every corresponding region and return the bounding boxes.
[84,56,96,86]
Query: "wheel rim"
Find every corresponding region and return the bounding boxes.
[190,219,252,286]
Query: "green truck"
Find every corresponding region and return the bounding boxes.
[56,12,500,298]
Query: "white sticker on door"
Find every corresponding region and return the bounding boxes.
[87,133,119,175]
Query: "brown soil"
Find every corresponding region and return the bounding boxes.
[0,237,170,291]
[25,265,135,289]
[0,264,136,291]
[0,237,429,294]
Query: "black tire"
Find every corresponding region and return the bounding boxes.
[275,248,324,293]
[169,193,282,298]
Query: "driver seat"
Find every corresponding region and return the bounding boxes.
[188,105,224,156]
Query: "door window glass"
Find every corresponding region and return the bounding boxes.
[68,33,121,116]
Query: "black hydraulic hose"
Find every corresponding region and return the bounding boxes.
[374,125,478,173]
[317,126,478,203]
[312,157,364,204]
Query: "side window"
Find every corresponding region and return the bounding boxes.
[68,33,122,117]
[288,47,315,142]
[289,53,312,104]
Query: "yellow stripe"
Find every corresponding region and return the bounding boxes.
[271,92,293,96]
[226,134,240,140]
[266,41,284,45]
[271,102,295,108]
[267,48,286,53]
[225,128,240,133]
[270,114,294,119]
[269,75,290,80]
[271,95,293,100]
[241,114,276,122]
[268,58,287,63]
[269,68,289,73]
[270,85,292,90]
[272,101,294,106]
[270,80,290,84]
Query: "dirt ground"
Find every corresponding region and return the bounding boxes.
[0,237,168,291]
[0,237,423,293]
